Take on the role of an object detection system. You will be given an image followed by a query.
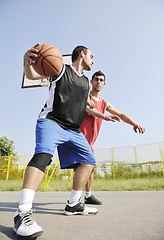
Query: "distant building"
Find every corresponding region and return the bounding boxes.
[141,162,162,172]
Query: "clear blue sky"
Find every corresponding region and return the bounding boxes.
[0,0,164,156]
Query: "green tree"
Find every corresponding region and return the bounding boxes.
[0,136,17,156]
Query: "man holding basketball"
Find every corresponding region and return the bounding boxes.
[14,44,108,239]
[79,70,145,205]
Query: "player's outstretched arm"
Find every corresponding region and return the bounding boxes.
[106,102,145,134]
[86,106,120,122]
[24,43,44,80]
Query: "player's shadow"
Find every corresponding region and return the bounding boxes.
[0,202,64,215]
[0,225,17,240]
[0,225,40,239]
[33,202,64,215]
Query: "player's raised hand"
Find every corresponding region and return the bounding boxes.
[133,124,145,134]
[24,43,40,66]
[86,99,95,109]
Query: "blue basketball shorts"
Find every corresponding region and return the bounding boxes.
[34,118,96,169]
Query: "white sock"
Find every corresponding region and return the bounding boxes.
[85,191,91,199]
[69,189,83,205]
[19,189,35,211]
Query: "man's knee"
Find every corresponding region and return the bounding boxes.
[28,153,53,173]
[79,163,95,172]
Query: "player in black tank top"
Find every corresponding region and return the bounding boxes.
[14,45,98,239]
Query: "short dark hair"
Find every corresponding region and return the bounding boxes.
[92,70,106,81]
[72,46,88,62]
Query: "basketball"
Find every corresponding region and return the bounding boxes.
[32,44,63,77]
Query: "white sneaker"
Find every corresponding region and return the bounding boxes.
[13,208,43,239]
[64,200,98,216]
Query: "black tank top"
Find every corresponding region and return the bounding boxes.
[39,65,89,132]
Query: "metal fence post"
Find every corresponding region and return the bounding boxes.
[6,156,11,181]
[22,156,26,180]
[159,143,164,177]
[71,169,73,187]
[43,165,50,191]
[134,146,140,179]
[43,158,59,191]
[112,148,116,179]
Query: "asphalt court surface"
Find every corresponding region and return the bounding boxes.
[0,191,164,240]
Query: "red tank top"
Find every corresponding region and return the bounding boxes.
[80,95,107,151]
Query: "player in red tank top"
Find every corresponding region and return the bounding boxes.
[81,71,145,205]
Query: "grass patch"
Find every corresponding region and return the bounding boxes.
[0,177,164,191]
[92,178,164,191]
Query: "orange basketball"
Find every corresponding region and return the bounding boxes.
[32,44,63,77]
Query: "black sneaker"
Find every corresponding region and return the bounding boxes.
[85,195,103,205]
[64,200,98,216]
[13,207,43,239]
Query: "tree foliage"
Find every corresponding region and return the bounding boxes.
[0,136,17,156]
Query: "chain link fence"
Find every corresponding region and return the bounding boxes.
[0,142,164,182]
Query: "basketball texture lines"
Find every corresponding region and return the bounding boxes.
[33,44,63,77]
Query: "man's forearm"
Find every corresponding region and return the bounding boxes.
[120,113,137,126]
[86,106,105,119]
